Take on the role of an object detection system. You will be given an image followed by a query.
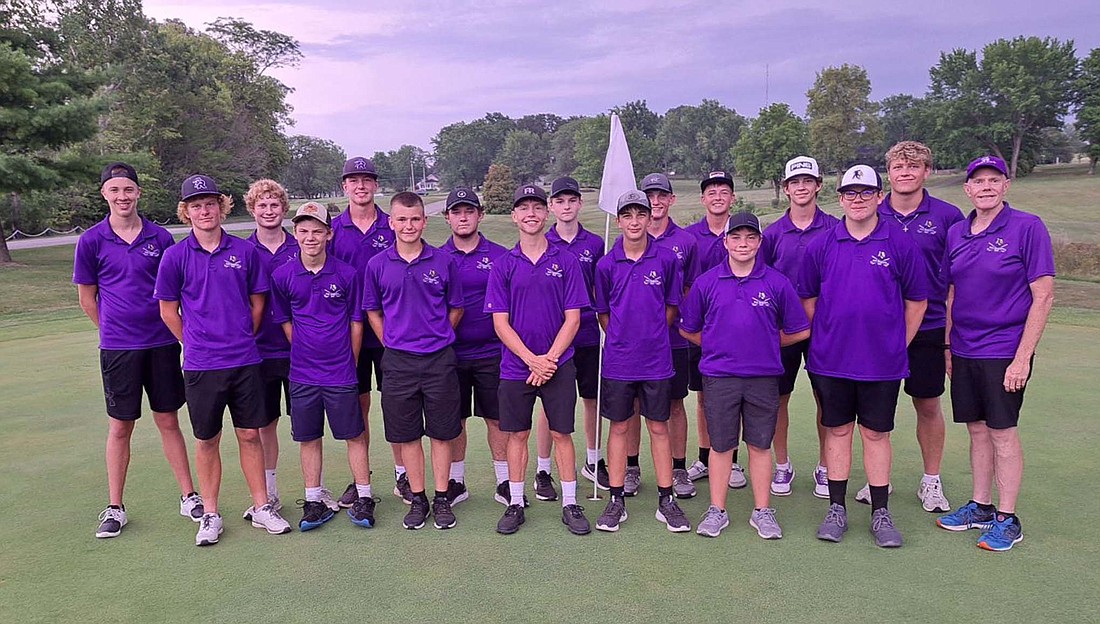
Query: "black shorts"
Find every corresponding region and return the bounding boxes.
[670,347,690,400]
[600,378,671,423]
[701,376,780,452]
[380,347,461,443]
[456,356,501,420]
[100,343,185,420]
[808,373,901,433]
[498,359,577,434]
[687,344,705,392]
[904,328,947,398]
[356,347,385,393]
[573,345,599,400]
[950,355,1031,430]
[778,339,809,396]
[259,357,291,421]
[183,364,271,440]
[289,383,364,442]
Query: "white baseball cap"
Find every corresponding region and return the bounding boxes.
[783,156,821,182]
[837,164,883,191]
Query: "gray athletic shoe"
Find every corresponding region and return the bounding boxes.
[623,466,642,497]
[816,503,848,543]
[672,468,696,499]
[195,513,223,546]
[95,506,127,538]
[318,487,341,512]
[596,497,628,532]
[727,463,748,489]
[749,507,783,540]
[870,508,904,548]
[249,503,292,535]
[562,504,591,535]
[656,496,691,533]
[696,505,729,537]
[686,460,708,481]
[180,493,204,522]
[854,482,893,505]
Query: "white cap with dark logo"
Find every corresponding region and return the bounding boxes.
[837,164,883,191]
[783,156,821,182]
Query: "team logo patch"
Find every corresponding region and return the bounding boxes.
[323,283,344,299]
[579,249,593,263]
[141,243,161,258]
[354,159,367,170]
[671,245,684,260]
[223,255,242,270]
[192,178,207,190]
[545,263,563,278]
[987,237,1008,253]
[642,271,663,286]
[372,235,391,249]
[476,256,493,271]
[751,291,772,308]
[852,169,864,180]
[869,251,891,267]
[423,269,441,285]
[917,220,937,235]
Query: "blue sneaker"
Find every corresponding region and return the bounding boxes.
[936,501,994,532]
[978,515,1023,552]
[299,500,335,531]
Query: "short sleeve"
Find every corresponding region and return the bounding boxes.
[1023,218,1056,282]
[678,281,705,334]
[562,254,590,311]
[154,247,183,301]
[247,246,270,294]
[593,259,612,314]
[72,234,99,285]
[269,272,291,324]
[444,256,464,309]
[776,275,810,333]
[797,239,823,299]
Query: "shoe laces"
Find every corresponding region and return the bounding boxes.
[410,497,429,515]
[661,497,686,518]
[774,466,792,481]
[871,509,895,531]
[604,498,625,517]
[702,506,724,524]
[672,470,691,487]
[537,471,555,485]
[755,507,777,524]
[318,488,336,502]
[505,504,523,516]
[824,505,846,526]
[199,514,217,530]
[565,504,585,518]
[99,507,123,522]
[433,497,453,515]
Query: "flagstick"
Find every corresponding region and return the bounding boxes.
[588,211,612,502]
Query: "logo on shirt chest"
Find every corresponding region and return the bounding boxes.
[916,220,937,235]
[642,270,663,286]
[671,245,684,260]
[224,255,243,270]
[578,249,594,263]
[751,291,773,308]
[140,243,161,258]
[545,263,563,278]
[423,269,441,285]
[476,256,493,271]
[372,235,391,249]
[986,237,1008,253]
[869,250,891,267]
[323,283,344,299]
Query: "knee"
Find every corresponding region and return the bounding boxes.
[609,421,630,436]
[645,420,669,437]
[860,428,890,444]
[108,419,136,440]
[988,427,1019,448]
[152,413,182,434]
[235,428,262,445]
[827,424,855,440]
[549,430,572,444]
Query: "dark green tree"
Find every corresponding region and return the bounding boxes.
[499,130,549,184]
[658,100,746,176]
[285,135,346,198]
[733,103,810,201]
[1076,47,1100,174]
[482,163,516,215]
[806,64,882,174]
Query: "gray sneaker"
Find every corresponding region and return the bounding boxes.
[870,508,903,548]
[656,496,691,532]
[95,506,127,538]
[318,487,341,512]
[728,463,747,489]
[195,513,223,546]
[596,497,628,532]
[696,505,729,537]
[179,493,204,522]
[749,507,783,540]
[672,468,696,499]
[623,466,641,497]
[816,503,848,543]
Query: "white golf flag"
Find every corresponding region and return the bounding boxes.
[597,113,637,216]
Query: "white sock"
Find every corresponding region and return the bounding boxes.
[537,456,552,474]
[922,473,940,484]
[817,464,828,473]
[394,465,406,479]
[355,483,372,498]
[561,480,577,507]
[449,460,465,482]
[493,460,509,485]
[305,486,323,502]
[776,461,791,471]
[586,447,600,466]
[509,481,525,506]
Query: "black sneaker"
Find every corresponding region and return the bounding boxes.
[656,496,692,533]
[596,498,628,532]
[338,483,357,509]
[394,473,414,505]
[95,505,127,539]
[581,460,610,490]
[298,500,335,531]
[562,504,592,535]
[403,496,429,530]
[494,482,530,508]
[535,470,559,501]
[347,496,376,528]
[496,504,525,535]
[433,496,457,529]
[446,479,469,506]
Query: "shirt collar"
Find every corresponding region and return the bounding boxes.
[184,228,233,253]
[442,233,488,255]
[98,216,157,244]
[777,207,831,233]
[963,203,1014,237]
[384,241,435,264]
[879,190,930,218]
[833,216,888,242]
[510,242,560,266]
[717,255,766,281]
[609,236,657,262]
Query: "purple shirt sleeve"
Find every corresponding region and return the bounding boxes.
[445,256,464,310]
[562,255,589,311]
[361,262,382,312]
[678,282,704,334]
[665,253,684,307]
[270,273,290,324]
[593,259,612,314]
[896,237,929,302]
[777,276,810,333]
[483,260,510,314]
[72,235,98,285]
[153,248,183,301]
[1023,218,1057,282]
[797,240,823,299]
[348,268,364,322]
[247,246,270,295]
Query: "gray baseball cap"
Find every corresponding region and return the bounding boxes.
[640,173,673,193]
[615,189,651,214]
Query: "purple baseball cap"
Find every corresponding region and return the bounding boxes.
[513,184,548,207]
[966,155,1009,180]
[342,157,378,179]
[181,174,220,201]
[640,173,673,193]
[550,176,581,198]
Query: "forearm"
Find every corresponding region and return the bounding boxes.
[159,301,184,342]
[679,329,701,346]
[494,315,538,365]
[250,293,266,334]
[546,310,580,360]
[903,300,927,345]
[780,328,810,347]
[448,307,464,329]
[76,285,99,327]
[351,321,363,363]
[666,305,678,328]
[597,313,609,333]
[366,310,385,344]
[1014,277,1054,361]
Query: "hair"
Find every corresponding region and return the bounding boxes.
[177,194,234,224]
[885,141,933,169]
[390,191,424,211]
[244,179,290,213]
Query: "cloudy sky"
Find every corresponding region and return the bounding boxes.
[143,0,1100,157]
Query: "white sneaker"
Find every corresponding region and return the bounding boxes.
[813,465,829,499]
[195,513,223,546]
[727,463,747,489]
[242,496,283,520]
[180,493,204,522]
[318,488,340,512]
[917,478,951,513]
[854,483,894,505]
[770,464,794,496]
[248,503,292,534]
[95,506,127,538]
[686,460,709,481]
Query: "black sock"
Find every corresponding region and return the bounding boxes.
[108,504,123,510]
[610,486,624,500]
[627,455,640,467]
[658,485,674,500]
[433,490,447,500]
[184,491,198,499]
[996,510,1019,527]
[828,479,848,507]
[975,501,996,513]
[698,447,710,466]
[731,448,739,464]
[672,457,686,470]
[869,485,889,511]
[413,491,428,503]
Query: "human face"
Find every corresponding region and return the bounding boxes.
[783,175,820,209]
[725,227,761,264]
[964,168,1011,212]
[250,193,287,230]
[700,183,735,217]
[548,193,582,224]
[342,174,377,208]
[101,178,141,219]
[293,218,332,259]
[645,190,676,220]
[887,159,930,195]
[838,186,882,223]
[617,208,651,243]
[390,202,426,244]
[185,196,224,232]
[512,199,548,235]
[444,204,483,239]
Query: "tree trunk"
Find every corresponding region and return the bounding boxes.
[1090,156,1097,176]
[0,218,12,264]
[1009,134,1022,179]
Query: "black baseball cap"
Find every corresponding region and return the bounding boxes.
[100,162,139,186]
[726,210,760,235]
[640,173,673,193]
[181,174,220,201]
[700,170,735,193]
[615,189,651,215]
[513,184,548,207]
[549,176,581,198]
[445,187,481,211]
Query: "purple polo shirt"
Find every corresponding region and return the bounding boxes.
[944,204,1055,359]
[680,259,809,377]
[798,218,928,381]
[546,224,604,347]
[270,256,361,387]
[248,230,299,360]
[362,243,462,354]
[685,217,728,284]
[594,239,682,381]
[441,234,509,361]
[761,207,840,293]
[328,206,395,349]
[154,230,268,371]
[879,191,965,331]
[484,244,589,381]
[651,219,697,349]
[73,217,178,350]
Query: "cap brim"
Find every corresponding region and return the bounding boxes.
[181,191,220,201]
[617,202,651,214]
[513,195,546,207]
[446,200,481,211]
[342,172,378,179]
[700,178,735,191]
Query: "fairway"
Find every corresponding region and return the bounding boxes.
[2,165,1100,623]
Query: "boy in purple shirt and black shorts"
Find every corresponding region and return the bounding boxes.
[155,174,291,546]
[681,211,810,540]
[363,192,464,531]
[935,156,1055,552]
[75,162,202,539]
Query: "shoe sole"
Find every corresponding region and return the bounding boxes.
[496,493,532,507]
[300,513,335,531]
[623,490,638,497]
[655,510,691,533]
[921,497,951,513]
[816,530,845,543]
[596,509,627,532]
[497,515,525,535]
[252,521,292,535]
[687,470,708,482]
[874,537,904,548]
[673,490,696,499]
[95,529,122,538]
[728,481,747,490]
[564,523,591,536]
[182,511,204,522]
[434,520,456,530]
[347,510,374,528]
[813,487,829,499]
[770,486,793,496]
[937,520,993,532]
[535,492,558,501]
[580,467,610,491]
[403,519,426,530]
[749,518,782,540]
[696,520,729,538]
[977,535,1023,552]
[338,500,355,509]
[448,491,469,506]
[195,530,223,546]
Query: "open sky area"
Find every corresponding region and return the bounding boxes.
[141,0,1100,156]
